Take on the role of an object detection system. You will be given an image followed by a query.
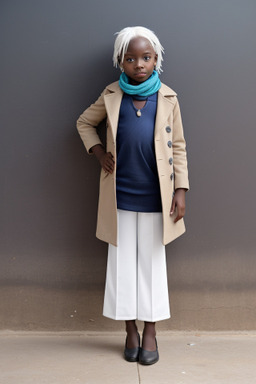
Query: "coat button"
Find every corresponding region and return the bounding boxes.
[170,173,174,180]
[169,157,173,165]
[167,141,172,148]
[166,126,171,133]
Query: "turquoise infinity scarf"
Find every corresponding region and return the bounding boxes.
[119,70,161,97]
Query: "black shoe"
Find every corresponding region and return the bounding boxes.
[124,332,140,362]
[139,337,159,365]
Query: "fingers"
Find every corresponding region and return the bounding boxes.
[170,195,186,223]
[102,152,115,174]
[170,198,175,215]
[174,205,185,223]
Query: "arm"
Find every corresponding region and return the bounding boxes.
[77,90,107,154]
[77,89,115,173]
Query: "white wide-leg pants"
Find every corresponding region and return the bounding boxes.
[103,209,170,322]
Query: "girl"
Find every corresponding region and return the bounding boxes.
[77,26,189,365]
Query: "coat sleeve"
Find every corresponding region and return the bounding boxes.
[172,97,190,190]
[76,89,108,154]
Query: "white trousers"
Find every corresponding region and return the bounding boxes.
[103,209,171,322]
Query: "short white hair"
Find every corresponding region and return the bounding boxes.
[113,26,164,73]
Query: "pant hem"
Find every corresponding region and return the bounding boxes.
[103,313,171,322]
[103,313,137,321]
[137,315,171,322]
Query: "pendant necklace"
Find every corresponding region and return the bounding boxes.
[133,95,148,117]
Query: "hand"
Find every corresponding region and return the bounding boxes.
[99,152,115,174]
[91,144,115,174]
[170,188,186,223]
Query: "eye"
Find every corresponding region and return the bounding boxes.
[126,58,134,62]
[144,56,151,61]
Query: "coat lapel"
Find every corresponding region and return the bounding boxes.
[104,83,123,140]
[154,84,177,140]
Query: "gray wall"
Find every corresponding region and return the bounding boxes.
[1,0,256,331]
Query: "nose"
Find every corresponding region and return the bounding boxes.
[135,59,144,68]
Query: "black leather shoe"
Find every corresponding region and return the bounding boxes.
[139,338,159,365]
[124,332,140,362]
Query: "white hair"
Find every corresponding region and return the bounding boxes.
[113,26,164,73]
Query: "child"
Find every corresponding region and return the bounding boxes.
[77,26,189,365]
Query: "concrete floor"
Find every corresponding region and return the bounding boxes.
[0,331,255,384]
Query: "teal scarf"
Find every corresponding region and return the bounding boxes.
[119,70,161,97]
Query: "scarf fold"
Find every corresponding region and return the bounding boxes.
[119,70,161,97]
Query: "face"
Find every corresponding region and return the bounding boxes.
[121,37,158,85]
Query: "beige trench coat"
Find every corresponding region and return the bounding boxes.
[77,81,189,246]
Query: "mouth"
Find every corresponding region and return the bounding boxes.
[134,72,147,77]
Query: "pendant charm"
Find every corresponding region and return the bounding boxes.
[136,110,142,117]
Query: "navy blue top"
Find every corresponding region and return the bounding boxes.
[116,92,162,212]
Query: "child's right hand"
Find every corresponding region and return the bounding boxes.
[91,144,115,174]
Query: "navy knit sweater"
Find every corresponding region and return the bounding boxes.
[116,92,162,212]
